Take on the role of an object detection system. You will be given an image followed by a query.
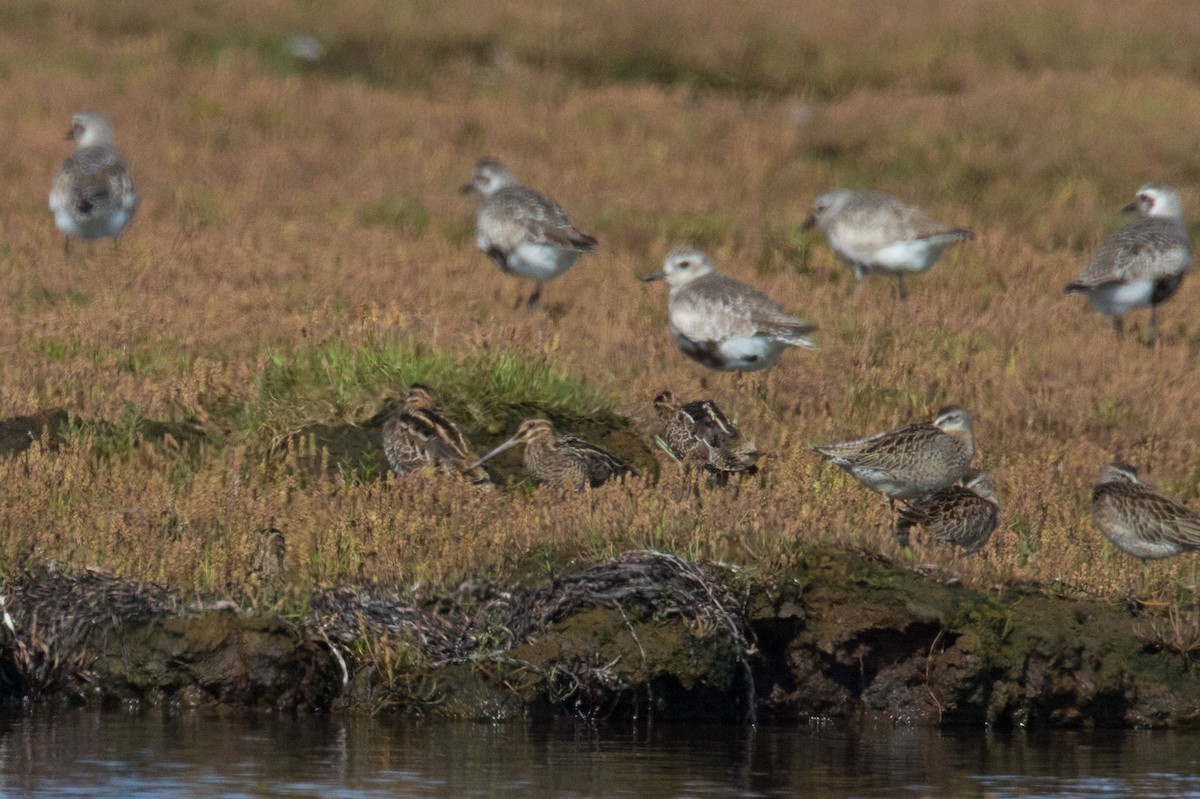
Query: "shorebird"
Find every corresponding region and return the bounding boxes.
[470,418,630,490]
[653,391,757,478]
[49,112,138,254]
[381,385,491,485]
[640,246,817,373]
[1090,462,1200,561]
[460,157,597,309]
[250,527,286,582]
[896,470,1000,554]
[812,407,975,507]
[1064,184,1190,344]
[802,189,972,299]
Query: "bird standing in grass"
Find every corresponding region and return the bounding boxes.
[471,418,630,490]
[896,470,1000,554]
[640,245,817,374]
[460,158,597,310]
[812,407,976,509]
[802,189,972,300]
[1064,184,1190,345]
[1090,462,1200,561]
[49,112,138,254]
[653,391,757,480]
[382,385,492,486]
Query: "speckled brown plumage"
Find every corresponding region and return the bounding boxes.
[812,407,975,501]
[653,391,757,476]
[381,385,491,485]
[896,471,1000,554]
[472,418,629,490]
[1090,462,1200,561]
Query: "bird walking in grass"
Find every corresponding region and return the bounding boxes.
[640,245,817,374]
[812,407,975,508]
[802,188,972,300]
[471,418,630,490]
[653,391,757,480]
[896,470,1000,554]
[49,112,138,254]
[1090,462,1200,562]
[382,385,491,486]
[460,157,597,310]
[1064,184,1190,345]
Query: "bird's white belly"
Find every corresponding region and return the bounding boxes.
[506,243,580,280]
[869,239,941,272]
[1086,279,1156,314]
[53,207,132,240]
[669,323,781,372]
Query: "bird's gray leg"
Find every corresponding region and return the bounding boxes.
[63,236,71,258]
[1111,315,1125,340]
[526,281,544,311]
[1147,307,1159,347]
[897,273,908,301]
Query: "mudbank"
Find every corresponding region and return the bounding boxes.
[1,550,1198,728]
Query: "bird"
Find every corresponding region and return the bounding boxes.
[653,391,757,478]
[460,157,597,310]
[250,527,286,583]
[812,406,975,506]
[1090,462,1200,561]
[470,418,630,490]
[381,385,492,485]
[640,246,817,373]
[49,112,139,254]
[896,470,1000,554]
[802,189,972,300]
[1064,184,1190,344]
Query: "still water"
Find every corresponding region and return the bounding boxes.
[1,710,1199,798]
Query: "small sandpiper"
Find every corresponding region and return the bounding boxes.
[1090,462,1200,561]
[640,246,817,373]
[653,391,757,478]
[896,470,1000,554]
[1064,184,1190,344]
[460,157,597,310]
[471,418,630,490]
[382,385,491,485]
[802,188,971,300]
[49,112,139,254]
[812,407,975,507]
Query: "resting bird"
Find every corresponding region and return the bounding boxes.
[653,391,757,478]
[381,385,491,485]
[471,418,629,490]
[812,407,975,507]
[1090,462,1200,562]
[802,188,972,300]
[49,112,138,253]
[640,245,817,373]
[460,157,597,309]
[1064,184,1190,344]
[896,470,1000,554]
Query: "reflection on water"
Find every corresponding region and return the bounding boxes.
[0,709,1199,798]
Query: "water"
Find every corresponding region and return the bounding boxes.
[1,710,1199,798]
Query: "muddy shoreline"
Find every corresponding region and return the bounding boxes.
[2,549,1197,728]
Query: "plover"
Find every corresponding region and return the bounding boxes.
[896,470,1000,554]
[460,157,597,309]
[471,418,629,490]
[812,407,975,505]
[49,112,138,253]
[1064,184,1190,344]
[802,189,972,299]
[640,246,817,372]
[1090,462,1200,561]
[653,391,757,477]
[382,385,491,485]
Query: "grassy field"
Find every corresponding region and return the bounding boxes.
[3,0,1200,606]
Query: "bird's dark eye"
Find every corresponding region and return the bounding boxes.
[679,261,690,268]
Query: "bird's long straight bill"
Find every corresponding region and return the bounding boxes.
[638,271,666,282]
[469,436,521,469]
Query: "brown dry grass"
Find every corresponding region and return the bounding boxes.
[3,1,1200,604]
